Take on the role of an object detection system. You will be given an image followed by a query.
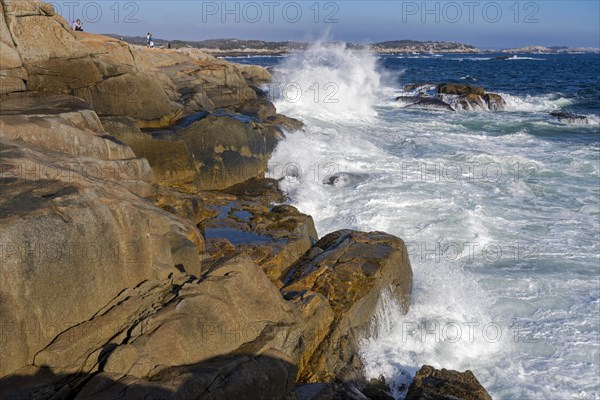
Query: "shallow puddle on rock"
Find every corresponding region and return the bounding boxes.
[233,210,252,221]
[204,227,271,245]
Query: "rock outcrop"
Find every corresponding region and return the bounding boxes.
[178,113,280,190]
[0,1,280,128]
[0,256,303,400]
[282,230,413,383]
[1,1,182,126]
[0,93,204,378]
[437,83,485,96]
[399,82,506,111]
[200,181,319,285]
[0,2,493,399]
[404,97,456,111]
[550,111,589,124]
[405,365,493,400]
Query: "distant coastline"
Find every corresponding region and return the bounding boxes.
[108,35,600,57]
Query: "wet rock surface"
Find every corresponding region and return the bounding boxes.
[199,178,318,285]
[405,365,493,400]
[405,97,456,111]
[437,83,485,96]
[398,82,506,111]
[283,230,413,383]
[550,111,589,124]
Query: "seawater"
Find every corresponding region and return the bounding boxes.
[227,46,600,399]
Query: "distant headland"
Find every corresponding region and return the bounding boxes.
[107,35,600,56]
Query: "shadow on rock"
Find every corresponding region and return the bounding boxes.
[0,352,298,400]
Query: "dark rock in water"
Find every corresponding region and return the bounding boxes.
[406,365,493,400]
[438,83,485,96]
[361,375,395,400]
[323,172,366,187]
[252,85,270,100]
[550,111,589,124]
[436,92,506,112]
[266,113,305,132]
[398,84,505,112]
[493,55,512,60]
[405,98,455,111]
[404,83,436,92]
[395,95,418,105]
[484,93,506,111]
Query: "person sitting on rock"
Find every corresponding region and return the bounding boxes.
[72,19,83,31]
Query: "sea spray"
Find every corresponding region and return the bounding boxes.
[273,41,382,120]
[270,43,507,399]
[268,49,600,399]
[360,258,509,400]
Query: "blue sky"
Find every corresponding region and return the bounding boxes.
[52,1,600,48]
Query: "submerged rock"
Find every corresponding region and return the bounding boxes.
[406,365,493,400]
[404,83,436,92]
[323,172,368,187]
[550,111,589,124]
[405,98,455,111]
[484,93,507,111]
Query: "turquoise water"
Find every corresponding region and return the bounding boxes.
[230,48,599,399]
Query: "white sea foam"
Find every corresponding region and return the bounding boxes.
[505,55,546,61]
[273,41,382,121]
[500,92,574,112]
[268,46,600,399]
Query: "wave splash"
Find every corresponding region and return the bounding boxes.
[270,44,509,400]
[272,41,382,121]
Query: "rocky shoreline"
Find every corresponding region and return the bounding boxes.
[0,1,493,399]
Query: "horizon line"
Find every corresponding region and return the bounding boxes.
[104,34,600,51]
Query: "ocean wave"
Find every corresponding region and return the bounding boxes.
[504,55,546,61]
[449,57,492,61]
[585,115,600,125]
[269,46,600,400]
[272,41,382,121]
[500,92,573,112]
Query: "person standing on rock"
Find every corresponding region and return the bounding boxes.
[72,19,83,31]
[146,33,152,47]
